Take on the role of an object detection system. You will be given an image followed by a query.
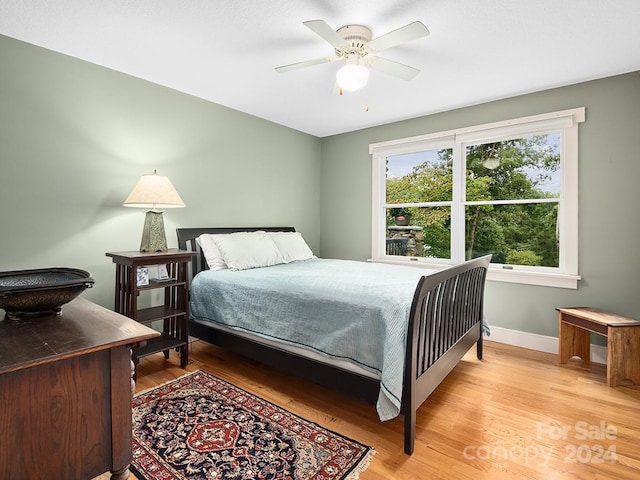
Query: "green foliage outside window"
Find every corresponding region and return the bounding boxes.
[385,136,560,267]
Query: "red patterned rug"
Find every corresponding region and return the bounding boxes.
[131,370,374,480]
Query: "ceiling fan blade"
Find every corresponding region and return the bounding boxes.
[303,19,346,49]
[368,56,420,81]
[367,21,429,52]
[275,57,331,73]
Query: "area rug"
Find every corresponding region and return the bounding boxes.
[131,370,374,480]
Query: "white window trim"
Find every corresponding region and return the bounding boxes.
[369,108,585,289]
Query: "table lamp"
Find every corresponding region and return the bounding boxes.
[123,171,185,252]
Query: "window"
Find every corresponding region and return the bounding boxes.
[370,108,585,288]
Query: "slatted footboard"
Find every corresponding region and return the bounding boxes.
[402,255,491,454]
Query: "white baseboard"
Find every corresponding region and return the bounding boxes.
[485,326,607,365]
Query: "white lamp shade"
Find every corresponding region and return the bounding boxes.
[336,63,370,92]
[123,173,185,210]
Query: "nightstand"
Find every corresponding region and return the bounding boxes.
[106,249,197,368]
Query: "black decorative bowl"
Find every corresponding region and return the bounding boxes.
[0,268,94,320]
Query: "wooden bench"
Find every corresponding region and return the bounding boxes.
[557,307,640,386]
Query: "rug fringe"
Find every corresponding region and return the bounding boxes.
[346,449,376,480]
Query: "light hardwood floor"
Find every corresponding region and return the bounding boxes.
[132,339,640,480]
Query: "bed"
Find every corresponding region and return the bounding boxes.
[176,227,490,454]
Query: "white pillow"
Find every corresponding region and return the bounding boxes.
[196,234,228,271]
[212,231,284,271]
[268,231,315,263]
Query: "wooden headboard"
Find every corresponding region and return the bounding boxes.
[176,227,295,278]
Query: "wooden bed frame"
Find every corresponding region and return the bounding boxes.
[176,227,490,454]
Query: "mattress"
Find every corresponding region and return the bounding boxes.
[189,258,431,421]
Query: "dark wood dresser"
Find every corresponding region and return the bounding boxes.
[0,297,159,479]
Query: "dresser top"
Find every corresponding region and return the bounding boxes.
[0,297,159,375]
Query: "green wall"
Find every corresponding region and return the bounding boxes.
[0,35,321,309]
[320,72,640,337]
[2,32,639,341]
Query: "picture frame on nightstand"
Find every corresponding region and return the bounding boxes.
[136,266,149,286]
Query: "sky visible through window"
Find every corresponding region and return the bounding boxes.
[387,150,439,179]
[386,134,561,196]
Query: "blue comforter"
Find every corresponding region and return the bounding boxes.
[190,258,430,421]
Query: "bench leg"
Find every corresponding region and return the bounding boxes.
[559,317,590,364]
[607,327,640,386]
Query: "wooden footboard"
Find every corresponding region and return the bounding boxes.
[402,255,491,454]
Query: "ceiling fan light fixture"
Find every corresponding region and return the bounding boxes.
[336,55,369,91]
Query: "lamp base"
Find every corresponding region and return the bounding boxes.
[140,210,168,252]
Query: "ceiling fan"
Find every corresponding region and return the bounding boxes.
[275,19,430,93]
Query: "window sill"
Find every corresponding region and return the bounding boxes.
[486,268,580,289]
[369,258,580,289]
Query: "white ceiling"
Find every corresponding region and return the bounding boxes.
[1,0,639,138]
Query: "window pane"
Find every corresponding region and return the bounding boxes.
[466,134,560,201]
[465,203,559,267]
[386,207,451,259]
[386,149,453,204]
